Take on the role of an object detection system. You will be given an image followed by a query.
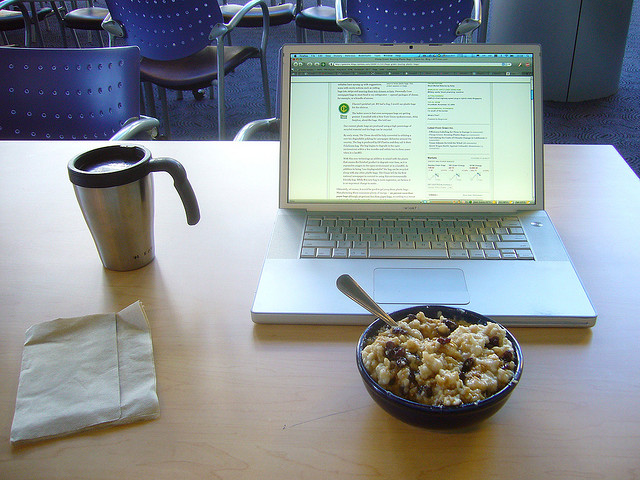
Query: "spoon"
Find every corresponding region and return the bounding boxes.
[336,274,398,327]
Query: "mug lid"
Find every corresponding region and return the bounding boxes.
[68,145,151,188]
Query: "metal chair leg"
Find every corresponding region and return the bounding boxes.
[28,3,44,46]
[260,53,271,117]
[158,86,171,139]
[142,82,156,118]
[51,1,68,48]
[71,29,81,47]
[215,42,225,140]
[139,84,146,115]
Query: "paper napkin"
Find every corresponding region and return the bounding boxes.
[10,301,159,444]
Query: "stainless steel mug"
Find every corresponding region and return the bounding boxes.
[68,145,200,271]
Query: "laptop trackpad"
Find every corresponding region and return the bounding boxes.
[373,268,470,305]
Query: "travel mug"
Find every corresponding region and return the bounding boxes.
[68,145,200,271]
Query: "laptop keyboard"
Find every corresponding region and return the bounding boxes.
[300,215,534,260]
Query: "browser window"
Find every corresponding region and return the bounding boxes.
[286,53,536,206]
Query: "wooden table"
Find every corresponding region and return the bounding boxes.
[1,141,639,479]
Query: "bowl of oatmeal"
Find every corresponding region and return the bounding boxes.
[357,305,523,428]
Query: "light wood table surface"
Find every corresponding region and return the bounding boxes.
[1,141,639,479]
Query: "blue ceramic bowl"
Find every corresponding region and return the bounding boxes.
[357,305,523,429]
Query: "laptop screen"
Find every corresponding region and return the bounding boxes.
[280,43,544,213]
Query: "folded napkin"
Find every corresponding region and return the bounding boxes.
[10,301,159,444]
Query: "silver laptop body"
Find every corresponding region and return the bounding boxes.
[252,43,596,327]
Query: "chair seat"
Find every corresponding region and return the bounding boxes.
[63,7,109,29]
[0,7,53,31]
[140,45,260,90]
[0,9,23,30]
[295,6,341,32]
[221,3,295,27]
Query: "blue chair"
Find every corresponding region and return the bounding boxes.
[336,0,482,43]
[102,0,272,140]
[0,45,159,140]
[0,0,56,46]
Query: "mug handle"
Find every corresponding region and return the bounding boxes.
[148,158,201,225]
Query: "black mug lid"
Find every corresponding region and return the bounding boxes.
[68,145,151,188]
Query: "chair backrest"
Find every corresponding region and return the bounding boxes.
[344,0,477,43]
[0,45,141,140]
[103,0,224,61]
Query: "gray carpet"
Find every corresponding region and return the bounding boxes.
[4,1,640,178]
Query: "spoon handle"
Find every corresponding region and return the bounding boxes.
[336,274,398,327]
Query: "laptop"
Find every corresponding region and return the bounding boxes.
[251,42,597,327]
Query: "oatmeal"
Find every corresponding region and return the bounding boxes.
[361,311,517,407]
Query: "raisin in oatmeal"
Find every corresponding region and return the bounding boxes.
[361,311,516,407]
